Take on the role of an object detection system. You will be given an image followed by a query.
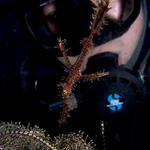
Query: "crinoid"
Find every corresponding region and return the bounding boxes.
[0,121,57,150]
[0,121,96,150]
[54,131,96,150]
[57,0,110,124]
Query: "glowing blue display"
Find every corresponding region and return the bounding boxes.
[107,93,123,111]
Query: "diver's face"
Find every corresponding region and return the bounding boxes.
[42,0,144,71]
[87,6,144,67]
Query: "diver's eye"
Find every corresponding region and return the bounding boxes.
[46,13,57,22]
[42,1,58,34]
[107,0,134,22]
[42,1,56,15]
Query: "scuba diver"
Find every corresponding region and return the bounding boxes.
[0,0,150,149]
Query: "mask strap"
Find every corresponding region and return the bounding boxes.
[126,0,149,72]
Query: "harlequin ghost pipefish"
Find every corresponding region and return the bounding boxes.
[57,0,110,124]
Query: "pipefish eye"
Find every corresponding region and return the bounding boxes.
[63,89,68,95]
